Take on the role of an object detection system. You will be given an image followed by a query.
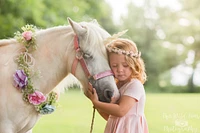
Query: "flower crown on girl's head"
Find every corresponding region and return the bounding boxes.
[104,30,141,58]
[106,45,141,58]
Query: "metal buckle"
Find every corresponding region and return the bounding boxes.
[76,50,83,60]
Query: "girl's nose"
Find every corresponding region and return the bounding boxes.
[117,65,123,72]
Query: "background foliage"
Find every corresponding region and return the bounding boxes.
[0,0,199,93]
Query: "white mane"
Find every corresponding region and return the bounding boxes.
[80,22,111,58]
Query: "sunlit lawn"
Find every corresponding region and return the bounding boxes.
[33,91,200,133]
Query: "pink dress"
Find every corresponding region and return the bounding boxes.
[104,79,149,133]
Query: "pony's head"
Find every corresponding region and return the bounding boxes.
[68,18,120,102]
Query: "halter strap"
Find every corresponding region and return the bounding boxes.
[93,70,114,80]
[71,35,114,84]
[72,35,90,77]
[71,35,113,133]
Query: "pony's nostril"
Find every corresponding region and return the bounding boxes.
[104,89,113,102]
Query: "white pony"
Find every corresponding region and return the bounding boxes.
[0,18,120,133]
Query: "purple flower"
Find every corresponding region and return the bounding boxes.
[13,70,28,89]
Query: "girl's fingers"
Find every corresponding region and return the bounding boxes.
[111,97,117,103]
[88,87,95,94]
[89,87,93,92]
[85,88,94,98]
[92,88,96,94]
[85,87,98,101]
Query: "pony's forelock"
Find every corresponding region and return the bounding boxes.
[83,22,110,58]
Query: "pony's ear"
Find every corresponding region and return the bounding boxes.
[91,19,99,25]
[68,17,87,36]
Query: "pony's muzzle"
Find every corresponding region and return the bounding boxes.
[104,89,114,103]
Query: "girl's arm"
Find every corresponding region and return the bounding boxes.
[86,88,137,117]
[96,109,109,121]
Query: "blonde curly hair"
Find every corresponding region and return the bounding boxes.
[106,38,147,84]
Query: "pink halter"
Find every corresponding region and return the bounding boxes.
[71,35,114,89]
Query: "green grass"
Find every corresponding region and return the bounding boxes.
[33,91,200,133]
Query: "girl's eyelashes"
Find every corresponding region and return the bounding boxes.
[123,64,129,67]
[111,66,117,68]
[111,64,129,68]
[111,64,117,67]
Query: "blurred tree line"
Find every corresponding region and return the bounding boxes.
[0,0,199,93]
[119,0,200,93]
[0,0,116,38]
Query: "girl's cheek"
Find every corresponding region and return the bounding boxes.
[113,69,118,75]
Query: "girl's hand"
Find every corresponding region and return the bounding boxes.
[111,96,118,104]
[85,85,99,104]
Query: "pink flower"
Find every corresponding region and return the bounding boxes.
[28,91,46,105]
[22,31,32,41]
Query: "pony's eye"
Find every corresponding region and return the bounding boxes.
[81,25,86,29]
[83,53,92,59]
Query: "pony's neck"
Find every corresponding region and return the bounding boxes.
[32,26,74,94]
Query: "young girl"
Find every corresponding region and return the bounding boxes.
[86,38,149,133]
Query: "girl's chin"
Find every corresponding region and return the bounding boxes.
[117,77,131,82]
[118,78,128,82]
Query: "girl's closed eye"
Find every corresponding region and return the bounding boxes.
[123,64,129,67]
[111,64,117,67]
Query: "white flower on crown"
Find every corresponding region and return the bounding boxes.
[118,50,122,54]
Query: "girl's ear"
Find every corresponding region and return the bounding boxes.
[67,17,87,37]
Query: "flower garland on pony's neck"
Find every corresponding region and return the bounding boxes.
[13,24,58,115]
